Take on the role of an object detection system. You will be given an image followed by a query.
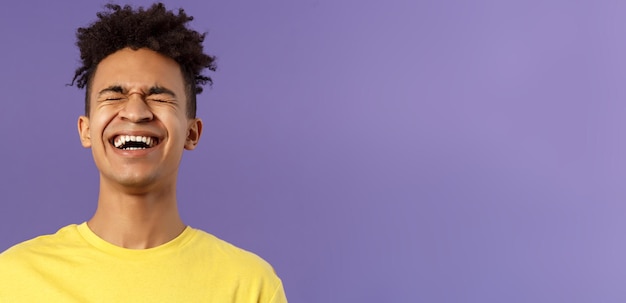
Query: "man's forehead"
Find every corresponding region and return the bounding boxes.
[91,48,184,83]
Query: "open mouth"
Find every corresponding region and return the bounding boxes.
[112,135,159,150]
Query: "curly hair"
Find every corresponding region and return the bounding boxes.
[71,3,216,118]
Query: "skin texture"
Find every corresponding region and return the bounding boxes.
[77,47,202,249]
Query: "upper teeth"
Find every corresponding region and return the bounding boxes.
[113,135,156,149]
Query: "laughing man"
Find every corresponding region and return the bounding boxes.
[0,3,287,302]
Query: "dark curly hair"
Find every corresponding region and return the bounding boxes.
[71,3,216,118]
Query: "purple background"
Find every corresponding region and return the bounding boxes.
[1,0,626,302]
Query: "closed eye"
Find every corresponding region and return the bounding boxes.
[147,97,175,103]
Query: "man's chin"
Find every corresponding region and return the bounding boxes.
[101,174,161,192]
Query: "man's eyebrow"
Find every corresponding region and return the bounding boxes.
[148,86,176,98]
[97,85,124,96]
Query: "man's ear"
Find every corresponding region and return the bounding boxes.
[184,118,203,150]
[78,116,92,148]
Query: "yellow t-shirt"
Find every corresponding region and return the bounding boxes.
[0,223,287,302]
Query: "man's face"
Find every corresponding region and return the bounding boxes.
[78,47,202,192]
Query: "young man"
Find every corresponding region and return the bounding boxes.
[0,3,287,302]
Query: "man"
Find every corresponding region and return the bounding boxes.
[0,3,287,302]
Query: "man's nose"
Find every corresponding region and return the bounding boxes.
[119,94,154,122]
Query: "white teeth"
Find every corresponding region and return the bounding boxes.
[113,135,158,150]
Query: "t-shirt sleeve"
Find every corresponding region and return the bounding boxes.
[268,280,288,303]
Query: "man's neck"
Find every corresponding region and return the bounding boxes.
[87,181,186,249]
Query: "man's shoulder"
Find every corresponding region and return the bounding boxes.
[187,228,279,276]
[0,224,82,262]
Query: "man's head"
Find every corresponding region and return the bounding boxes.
[72,3,216,118]
[75,3,212,191]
